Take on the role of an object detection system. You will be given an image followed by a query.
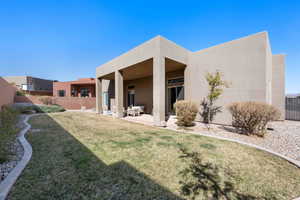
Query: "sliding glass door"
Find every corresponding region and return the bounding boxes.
[168,86,184,114]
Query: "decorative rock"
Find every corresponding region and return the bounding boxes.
[0,114,36,200]
[0,138,24,184]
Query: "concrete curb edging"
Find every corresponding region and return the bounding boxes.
[0,114,36,200]
[168,127,300,168]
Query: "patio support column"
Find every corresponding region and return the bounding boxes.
[153,56,166,126]
[96,78,103,114]
[115,70,124,118]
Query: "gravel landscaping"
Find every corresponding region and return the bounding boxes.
[0,115,26,184]
[269,120,300,160]
[125,114,300,162]
[167,116,300,161]
[0,103,66,187]
[0,140,24,183]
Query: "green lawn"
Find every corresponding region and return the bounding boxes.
[8,112,300,200]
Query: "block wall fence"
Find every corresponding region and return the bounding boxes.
[14,96,96,110]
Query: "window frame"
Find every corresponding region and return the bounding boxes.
[58,90,65,97]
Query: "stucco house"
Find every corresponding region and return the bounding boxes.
[3,76,54,96]
[95,32,285,126]
[53,78,96,98]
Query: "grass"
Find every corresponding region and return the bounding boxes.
[8,112,300,200]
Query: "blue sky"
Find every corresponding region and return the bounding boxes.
[0,0,299,93]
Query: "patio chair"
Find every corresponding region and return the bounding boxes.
[127,106,143,116]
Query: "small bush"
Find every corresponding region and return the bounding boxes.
[228,102,280,136]
[174,100,198,127]
[0,105,19,130]
[39,105,65,113]
[16,105,42,114]
[39,96,53,105]
[16,90,25,96]
[15,104,65,114]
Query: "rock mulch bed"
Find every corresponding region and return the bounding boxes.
[0,140,24,182]
[0,115,27,184]
[269,120,300,161]
[166,116,300,161]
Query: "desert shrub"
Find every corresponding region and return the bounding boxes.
[16,90,25,96]
[15,105,42,114]
[0,105,20,163]
[15,104,65,114]
[174,100,198,127]
[39,96,53,105]
[199,71,229,126]
[0,105,19,130]
[228,102,280,136]
[38,105,65,113]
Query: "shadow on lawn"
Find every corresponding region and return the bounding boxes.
[8,114,184,200]
[8,114,266,200]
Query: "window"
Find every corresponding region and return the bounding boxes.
[58,90,65,97]
[80,88,89,97]
[103,92,108,106]
[167,77,184,87]
[168,86,184,113]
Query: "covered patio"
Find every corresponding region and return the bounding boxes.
[97,57,186,126]
[70,83,95,97]
[96,36,189,126]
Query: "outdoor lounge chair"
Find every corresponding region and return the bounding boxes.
[127,106,144,116]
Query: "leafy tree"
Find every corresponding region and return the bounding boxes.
[200,71,229,126]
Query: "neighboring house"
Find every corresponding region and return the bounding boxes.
[0,77,16,110]
[95,32,285,126]
[3,76,54,96]
[53,78,96,98]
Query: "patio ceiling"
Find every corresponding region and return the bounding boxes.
[100,58,186,81]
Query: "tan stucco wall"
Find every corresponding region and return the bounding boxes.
[272,54,286,120]
[124,76,153,113]
[265,35,273,105]
[96,31,285,125]
[96,36,189,78]
[0,77,16,110]
[186,32,273,124]
[101,79,114,111]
